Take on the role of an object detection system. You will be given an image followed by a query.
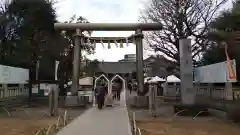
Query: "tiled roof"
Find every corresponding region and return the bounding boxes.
[96,55,173,75]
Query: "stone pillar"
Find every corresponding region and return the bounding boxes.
[71,29,83,95]
[148,85,153,112]
[149,84,157,117]
[225,82,233,100]
[179,39,195,105]
[135,29,144,93]
[162,82,168,96]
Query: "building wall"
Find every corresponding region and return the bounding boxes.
[119,54,136,62]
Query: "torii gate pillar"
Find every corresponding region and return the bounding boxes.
[135,29,144,93]
[71,29,83,95]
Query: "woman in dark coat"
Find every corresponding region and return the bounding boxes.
[95,81,108,109]
[115,79,123,101]
[128,80,133,93]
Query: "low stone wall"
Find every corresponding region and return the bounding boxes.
[65,96,88,107]
[128,96,149,108]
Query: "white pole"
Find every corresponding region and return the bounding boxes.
[55,60,60,81]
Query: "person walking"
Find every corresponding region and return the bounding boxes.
[95,80,108,109]
[128,80,132,94]
[116,79,123,101]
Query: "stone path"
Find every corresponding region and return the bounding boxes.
[56,91,132,135]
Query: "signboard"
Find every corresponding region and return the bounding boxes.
[0,65,29,84]
[226,59,237,82]
[194,59,237,83]
[32,84,39,94]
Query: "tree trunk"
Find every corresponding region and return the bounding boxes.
[58,62,67,107]
[28,67,33,106]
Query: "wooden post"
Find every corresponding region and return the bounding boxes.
[3,84,8,97]
[152,84,157,117]
[54,84,59,116]
[49,88,54,116]
[149,84,152,113]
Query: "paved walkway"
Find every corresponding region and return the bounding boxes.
[56,90,132,135]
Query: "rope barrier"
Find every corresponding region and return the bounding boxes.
[132,111,137,135]
[41,110,50,116]
[45,124,57,135]
[192,110,208,120]
[35,128,46,135]
[131,111,143,135]
[35,110,69,135]
[2,107,11,116]
[172,110,188,120]
[56,116,64,129]
[19,108,31,116]
[137,128,141,135]
[63,110,68,126]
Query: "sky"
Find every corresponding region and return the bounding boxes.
[53,0,154,62]
[0,0,233,61]
[53,0,233,62]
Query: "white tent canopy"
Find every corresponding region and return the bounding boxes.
[148,76,165,83]
[166,75,180,82]
[144,77,152,83]
[67,77,93,86]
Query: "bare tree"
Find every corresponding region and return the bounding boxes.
[141,0,227,74]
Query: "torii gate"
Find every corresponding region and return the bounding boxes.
[54,23,196,105]
[54,23,162,95]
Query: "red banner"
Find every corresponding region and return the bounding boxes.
[224,42,236,81]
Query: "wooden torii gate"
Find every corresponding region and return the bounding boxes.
[54,23,162,95]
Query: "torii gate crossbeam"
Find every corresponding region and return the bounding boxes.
[54,23,162,95]
[54,23,162,31]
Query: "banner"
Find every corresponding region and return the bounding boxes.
[224,42,237,82]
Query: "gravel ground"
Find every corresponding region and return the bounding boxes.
[0,106,87,135]
[129,106,240,135]
[137,118,240,135]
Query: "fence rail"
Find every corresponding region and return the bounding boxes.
[164,84,240,101]
[0,86,28,99]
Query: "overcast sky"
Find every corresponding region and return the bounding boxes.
[0,0,233,61]
[53,0,233,62]
[53,0,156,61]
